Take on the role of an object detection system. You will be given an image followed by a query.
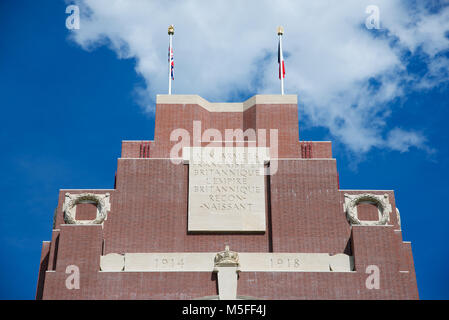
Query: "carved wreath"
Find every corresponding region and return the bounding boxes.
[63,193,111,225]
[344,193,392,226]
[396,207,401,228]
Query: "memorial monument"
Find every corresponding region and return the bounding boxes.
[36,93,418,299]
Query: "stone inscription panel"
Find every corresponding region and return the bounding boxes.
[100,253,354,272]
[187,147,266,231]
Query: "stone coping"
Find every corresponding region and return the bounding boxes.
[118,158,335,160]
[156,94,298,112]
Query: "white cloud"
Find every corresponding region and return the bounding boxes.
[68,0,449,154]
[386,128,432,153]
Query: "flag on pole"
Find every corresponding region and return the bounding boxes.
[278,39,285,79]
[167,24,174,94]
[168,45,174,80]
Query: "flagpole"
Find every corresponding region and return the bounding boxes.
[168,25,174,95]
[277,26,284,95]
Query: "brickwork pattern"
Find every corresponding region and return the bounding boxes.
[36,99,418,300]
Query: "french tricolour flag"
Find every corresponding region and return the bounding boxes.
[278,39,285,79]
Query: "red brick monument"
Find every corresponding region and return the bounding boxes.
[36,94,418,299]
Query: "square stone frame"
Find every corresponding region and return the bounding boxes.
[184,147,270,233]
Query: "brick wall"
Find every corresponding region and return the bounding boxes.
[36,99,418,300]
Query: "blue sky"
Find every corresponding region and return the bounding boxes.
[0,0,448,299]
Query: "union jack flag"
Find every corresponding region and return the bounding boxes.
[168,46,174,80]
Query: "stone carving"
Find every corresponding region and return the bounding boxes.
[187,147,267,232]
[52,208,57,229]
[396,207,401,228]
[213,245,240,300]
[344,193,392,226]
[214,246,239,268]
[105,252,355,272]
[63,192,111,224]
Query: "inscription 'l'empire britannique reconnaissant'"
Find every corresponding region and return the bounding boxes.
[36,94,419,300]
[187,147,268,232]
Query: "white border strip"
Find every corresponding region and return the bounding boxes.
[156,94,298,112]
